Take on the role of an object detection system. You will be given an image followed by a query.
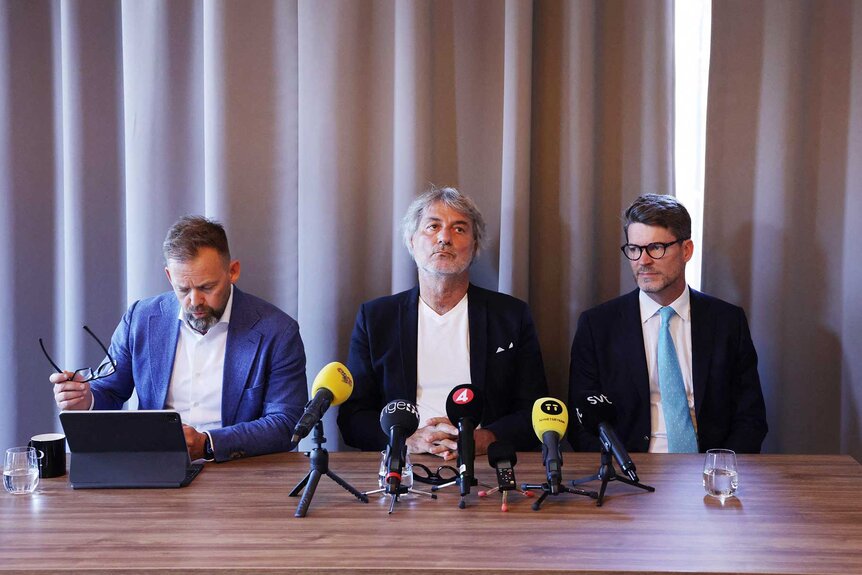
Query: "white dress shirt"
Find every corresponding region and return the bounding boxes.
[164,285,234,433]
[416,293,472,423]
[639,287,698,453]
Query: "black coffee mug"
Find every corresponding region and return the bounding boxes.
[28,433,66,478]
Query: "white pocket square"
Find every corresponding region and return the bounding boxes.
[496,342,514,353]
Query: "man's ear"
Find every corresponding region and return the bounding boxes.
[682,239,695,263]
[229,260,241,283]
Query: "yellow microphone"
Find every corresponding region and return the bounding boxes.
[291,362,354,443]
[531,397,569,493]
[311,362,354,406]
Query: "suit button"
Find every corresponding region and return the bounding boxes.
[643,436,649,441]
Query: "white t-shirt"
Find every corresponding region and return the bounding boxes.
[415,293,472,423]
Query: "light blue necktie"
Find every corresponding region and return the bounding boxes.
[657,306,698,453]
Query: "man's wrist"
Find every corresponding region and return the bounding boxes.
[203,431,215,461]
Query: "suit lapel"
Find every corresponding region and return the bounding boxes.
[467,284,487,391]
[222,288,262,426]
[399,287,419,403]
[149,298,181,409]
[689,288,713,416]
[622,289,651,407]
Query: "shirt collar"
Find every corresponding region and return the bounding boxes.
[639,285,691,324]
[177,284,235,330]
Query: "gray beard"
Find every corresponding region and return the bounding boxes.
[185,311,219,335]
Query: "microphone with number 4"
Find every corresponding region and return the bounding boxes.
[444,384,483,508]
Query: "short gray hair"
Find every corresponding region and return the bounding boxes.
[401,186,487,258]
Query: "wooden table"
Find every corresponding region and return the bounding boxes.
[2,451,861,574]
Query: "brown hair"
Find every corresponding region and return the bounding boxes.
[162,216,231,263]
[623,194,691,241]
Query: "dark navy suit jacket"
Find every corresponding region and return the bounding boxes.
[569,288,767,453]
[337,284,548,451]
[91,287,308,461]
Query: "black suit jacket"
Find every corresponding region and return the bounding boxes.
[568,288,767,453]
[337,284,548,451]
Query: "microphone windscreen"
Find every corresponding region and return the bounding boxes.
[445,384,483,423]
[572,392,618,435]
[487,441,517,467]
[379,400,420,435]
[311,362,354,406]
[532,397,569,441]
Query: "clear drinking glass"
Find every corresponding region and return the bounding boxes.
[377,449,412,490]
[4,447,41,494]
[703,448,738,503]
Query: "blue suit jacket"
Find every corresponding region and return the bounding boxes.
[91,287,308,461]
[569,288,768,454]
[337,284,549,451]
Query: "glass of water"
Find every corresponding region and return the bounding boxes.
[703,448,738,503]
[377,449,413,491]
[4,447,41,495]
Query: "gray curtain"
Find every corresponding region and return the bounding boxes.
[703,0,862,458]
[0,0,673,452]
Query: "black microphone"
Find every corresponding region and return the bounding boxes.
[573,392,638,482]
[487,441,518,492]
[291,362,354,443]
[379,400,420,495]
[445,384,483,500]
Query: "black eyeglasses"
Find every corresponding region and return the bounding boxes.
[620,238,688,261]
[412,463,458,486]
[39,325,117,382]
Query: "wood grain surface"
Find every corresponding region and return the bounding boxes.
[2,451,861,574]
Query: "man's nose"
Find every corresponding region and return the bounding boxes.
[436,227,452,244]
[638,250,655,264]
[189,290,205,307]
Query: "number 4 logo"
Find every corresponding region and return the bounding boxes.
[452,387,474,404]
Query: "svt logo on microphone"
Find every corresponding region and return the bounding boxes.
[451,387,475,404]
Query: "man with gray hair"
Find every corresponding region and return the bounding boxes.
[569,194,767,454]
[51,216,308,461]
[338,187,548,458]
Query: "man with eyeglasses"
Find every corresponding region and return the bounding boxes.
[337,187,548,459]
[569,194,767,454]
[49,216,308,462]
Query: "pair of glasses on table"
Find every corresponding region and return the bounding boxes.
[39,325,117,382]
[412,463,458,486]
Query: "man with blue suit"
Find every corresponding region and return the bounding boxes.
[337,187,548,458]
[51,216,307,461]
[569,194,767,454]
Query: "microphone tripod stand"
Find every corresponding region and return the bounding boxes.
[520,478,597,511]
[570,448,655,506]
[478,485,534,512]
[363,478,437,515]
[289,421,368,517]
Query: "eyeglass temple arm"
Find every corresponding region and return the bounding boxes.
[82,325,117,366]
[38,338,64,374]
